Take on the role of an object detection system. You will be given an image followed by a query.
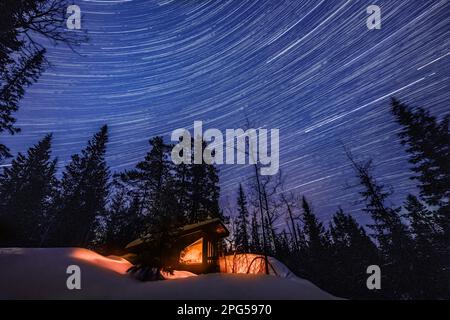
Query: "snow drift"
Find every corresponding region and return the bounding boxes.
[0,248,339,300]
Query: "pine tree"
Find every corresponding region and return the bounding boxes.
[0,0,84,161]
[301,197,328,254]
[130,175,185,278]
[300,196,332,287]
[0,134,58,246]
[275,230,292,262]
[295,223,308,253]
[347,153,415,298]
[404,195,438,241]
[391,98,450,272]
[119,137,175,222]
[403,195,447,298]
[102,186,142,254]
[235,184,250,252]
[188,140,221,223]
[173,161,191,220]
[391,98,450,207]
[49,125,109,247]
[205,161,221,218]
[118,137,184,277]
[0,50,45,160]
[171,138,222,224]
[104,189,128,245]
[329,208,380,299]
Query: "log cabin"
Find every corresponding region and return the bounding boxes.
[125,218,229,274]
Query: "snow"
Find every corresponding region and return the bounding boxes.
[219,253,299,279]
[0,248,340,300]
[161,270,197,280]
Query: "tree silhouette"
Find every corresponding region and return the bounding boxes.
[391,98,450,274]
[0,134,58,246]
[347,150,416,298]
[48,126,109,247]
[300,196,332,288]
[0,50,45,160]
[391,98,450,207]
[403,194,447,298]
[329,208,380,299]
[0,0,85,160]
[235,184,250,252]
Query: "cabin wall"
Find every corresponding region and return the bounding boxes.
[175,234,221,274]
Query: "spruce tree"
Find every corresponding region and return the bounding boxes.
[301,197,328,254]
[129,175,185,278]
[188,140,221,223]
[103,186,142,254]
[119,137,184,277]
[49,125,109,247]
[404,195,438,241]
[0,50,45,160]
[0,0,84,161]
[348,153,415,298]
[391,98,450,272]
[171,139,222,224]
[391,98,450,207]
[0,134,57,246]
[173,161,191,220]
[275,230,292,262]
[119,137,175,222]
[403,195,447,298]
[329,208,380,299]
[235,184,250,252]
[300,196,332,288]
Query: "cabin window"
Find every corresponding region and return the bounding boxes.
[207,240,216,264]
[179,238,203,264]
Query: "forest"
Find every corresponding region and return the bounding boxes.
[1,0,449,300]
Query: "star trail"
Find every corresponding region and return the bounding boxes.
[3,0,450,224]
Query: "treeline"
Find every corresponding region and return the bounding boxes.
[229,98,449,300]
[0,1,219,253]
[0,130,221,256]
[0,94,448,299]
[2,1,448,300]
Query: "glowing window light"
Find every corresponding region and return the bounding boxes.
[179,238,203,264]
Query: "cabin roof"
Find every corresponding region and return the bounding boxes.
[125,217,229,250]
[181,218,229,235]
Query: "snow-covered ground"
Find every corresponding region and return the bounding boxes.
[0,248,339,300]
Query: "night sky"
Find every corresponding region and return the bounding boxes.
[3,0,450,224]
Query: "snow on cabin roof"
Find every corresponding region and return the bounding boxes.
[181,217,229,235]
[125,217,229,250]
